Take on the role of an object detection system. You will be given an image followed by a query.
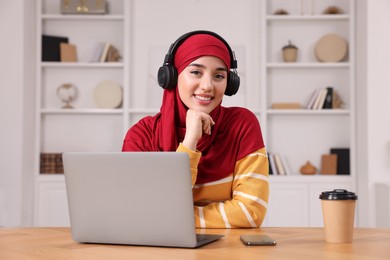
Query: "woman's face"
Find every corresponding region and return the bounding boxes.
[177,56,228,114]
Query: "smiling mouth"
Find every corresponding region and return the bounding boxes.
[194,95,213,101]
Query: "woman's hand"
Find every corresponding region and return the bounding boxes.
[182,109,215,151]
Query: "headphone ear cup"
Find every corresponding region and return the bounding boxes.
[157,64,178,89]
[225,72,240,96]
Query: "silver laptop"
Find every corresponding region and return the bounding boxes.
[62,152,223,248]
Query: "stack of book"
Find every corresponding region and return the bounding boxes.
[89,42,120,63]
[268,153,291,175]
[40,153,64,174]
[306,87,343,109]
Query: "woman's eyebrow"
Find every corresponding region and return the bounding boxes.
[188,63,228,72]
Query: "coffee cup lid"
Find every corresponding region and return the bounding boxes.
[319,189,358,200]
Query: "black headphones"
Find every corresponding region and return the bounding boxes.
[157,30,240,96]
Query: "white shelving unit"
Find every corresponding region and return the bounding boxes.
[33,0,357,227]
[261,0,356,227]
[34,0,131,226]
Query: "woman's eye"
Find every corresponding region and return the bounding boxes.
[215,74,226,80]
[190,70,201,76]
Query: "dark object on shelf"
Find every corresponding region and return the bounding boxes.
[330,148,350,175]
[322,87,333,109]
[323,6,344,15]
[42,35,69,62]
[274,9,289,15]
[268,154,273,175]
[282,40,298,62]
[61,0,107,14]
[40,153,64,174]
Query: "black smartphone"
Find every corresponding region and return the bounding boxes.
[240,234,277,246]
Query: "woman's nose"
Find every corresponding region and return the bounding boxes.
[200,75,213,92]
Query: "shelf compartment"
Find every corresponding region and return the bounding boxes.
[42,19,124,63]
[41,68,123,110]
[266,68,350,109]
[41,114,124,153]
[41,0,125,16]
[266,20,349,63]
[267,115,350,176]
[266,0,350,17]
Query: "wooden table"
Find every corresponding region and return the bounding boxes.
[0,227,389,259]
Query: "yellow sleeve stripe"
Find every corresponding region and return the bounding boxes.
[238,201,257,228]
[198,207,206,228]
[219,203,231,228]
[233,191,268,209]
[234,172,269,182]
[193,176,233,188]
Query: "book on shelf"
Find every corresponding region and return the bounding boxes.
[99,42,111,62]
[267,153,273,175]
[60,43,77,62]
[269,153,278,175]
[320,154,337,175]
[89,42,105,62]
[307,87,339,110]
[89,42,118,63]
[306,87,322,109]
[42,35,69,62]
[268,153,291,175]
[330,148,350,175]
[274,153,285,175]
[280,154,292,175]
[313,88,328,109]
[40,153,64,174]
[322,87,333,109]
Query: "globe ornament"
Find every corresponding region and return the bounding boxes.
[57,83,78,109]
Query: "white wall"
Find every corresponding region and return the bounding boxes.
[365,0,390,226]
[0,0,35,226]
[0,0,24,226]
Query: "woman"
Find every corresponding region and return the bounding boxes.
[122,31,269,228]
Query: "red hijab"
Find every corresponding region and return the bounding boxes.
[122,34,264,184]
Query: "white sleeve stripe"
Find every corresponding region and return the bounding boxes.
[233,191,268,209]
[248,152,267,157]
[198,207,206,228]
[234,172,269,182]
[238,201,257,228]
[219,203,231,228]
[193,176,233,188]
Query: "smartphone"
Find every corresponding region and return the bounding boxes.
[240,234,277,246]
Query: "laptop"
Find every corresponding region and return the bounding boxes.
[62,152,223,248]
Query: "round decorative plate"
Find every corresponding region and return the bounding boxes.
[93,80,123,108]
[314,34,348,62]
